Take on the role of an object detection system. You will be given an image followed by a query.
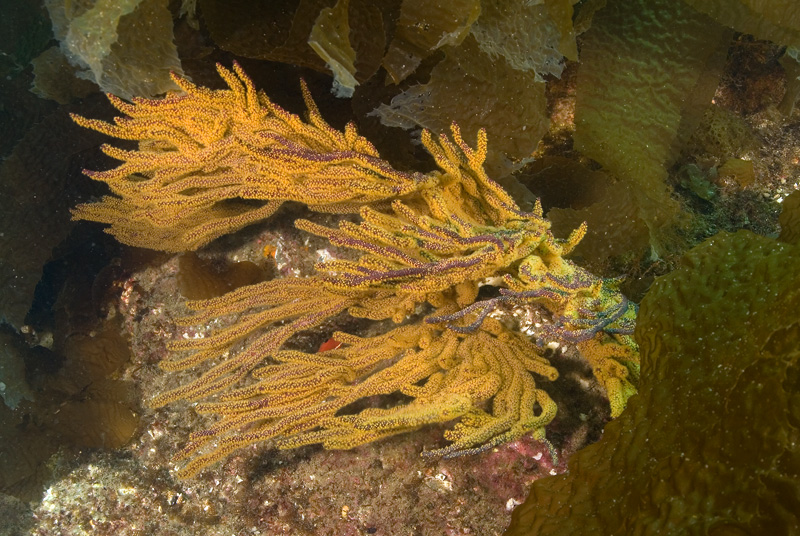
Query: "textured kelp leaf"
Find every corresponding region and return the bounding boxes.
[199,0,332,71]
[45,0,182,99]
[31,46,98,104]
[55,380,139,449]
[470,0,567,81]
[0,108,107,328]
[684,0,800,48]
[779,189,800,245]
[373,35,547,176]
[308,0,358,97]
[177,252,268,300]
[535,159,651,268]
[326,0,391,88]
[573,0,733,252]
[507,209,800,534]
[381,0,480,84]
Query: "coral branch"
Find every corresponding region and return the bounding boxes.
[72,62,431,251]
[73,64,640,477]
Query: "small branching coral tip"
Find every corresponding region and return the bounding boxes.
[73,64,640,478]
[70,62,432,252]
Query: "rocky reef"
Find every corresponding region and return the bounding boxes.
[1,1,800,535]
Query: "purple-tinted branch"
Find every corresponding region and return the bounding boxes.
[330,234,424,268]
[331,254,487,287]
[539,296,636,342]
[499,287,566,302]
[545,270,595,291]
[426,297,504,333]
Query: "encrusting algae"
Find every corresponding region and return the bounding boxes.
[72,63,638,478]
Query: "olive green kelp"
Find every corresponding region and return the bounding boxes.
[507,192,800,535]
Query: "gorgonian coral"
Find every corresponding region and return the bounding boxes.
[74,63,638,477]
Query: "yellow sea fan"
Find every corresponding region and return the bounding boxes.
[72,62,430,251]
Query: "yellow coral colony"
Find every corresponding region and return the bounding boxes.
[71,62,432,251]
[73,63,639,477]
